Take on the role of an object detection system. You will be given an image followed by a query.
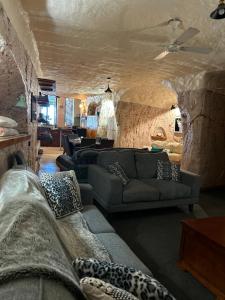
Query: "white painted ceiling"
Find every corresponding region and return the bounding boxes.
[19,0,225,107]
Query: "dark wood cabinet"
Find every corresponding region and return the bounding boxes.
[38,127,72,147]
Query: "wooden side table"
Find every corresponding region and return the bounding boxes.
[178,217,225,300]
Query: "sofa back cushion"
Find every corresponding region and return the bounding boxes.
[135,152,169,179]
[97,150,137,178]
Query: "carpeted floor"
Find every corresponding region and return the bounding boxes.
[108,205,215,300]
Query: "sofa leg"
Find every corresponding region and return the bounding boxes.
[188,204,194,212]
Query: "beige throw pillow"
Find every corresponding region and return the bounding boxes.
[80,277,138,300]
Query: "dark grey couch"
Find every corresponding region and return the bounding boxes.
[88,150,200,213]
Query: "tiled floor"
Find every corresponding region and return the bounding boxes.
[39,147,62,174]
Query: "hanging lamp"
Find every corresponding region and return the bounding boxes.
[210,0,225,19]
[104,77,112,94]
[15,94,27,108]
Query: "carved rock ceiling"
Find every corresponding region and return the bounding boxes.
[20,0,225,108]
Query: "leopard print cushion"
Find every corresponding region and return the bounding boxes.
[80,277,138,300]
[107,162,130,186]
[157,160,181,182]
[73,258,176,300]
[40,171,83,218]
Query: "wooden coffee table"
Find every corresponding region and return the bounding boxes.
[178,217,225,300]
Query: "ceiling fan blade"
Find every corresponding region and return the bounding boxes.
[152,18,184,30]
[130,34,169,45]
[154,50,170,61]
[152,20,170,28]
[174,27,200,45]
[180,46,212,54]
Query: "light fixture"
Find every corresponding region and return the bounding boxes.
[15,94,27,108]
[104,77,112,94]
[210,0,225,19]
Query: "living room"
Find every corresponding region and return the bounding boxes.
[0,1,224,300]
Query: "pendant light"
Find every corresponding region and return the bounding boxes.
[15,94,27,108]
[210,0,225,19]
[104,77,112,94]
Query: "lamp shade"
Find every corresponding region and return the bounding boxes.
[15,94,27,108]
[210,1,225,19]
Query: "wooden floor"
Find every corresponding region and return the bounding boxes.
[39,147,63,174]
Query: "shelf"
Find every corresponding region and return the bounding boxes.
[0,134,30,149]
[151,136,167,141]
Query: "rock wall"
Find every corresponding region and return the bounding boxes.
[0,140,29,177]
[0,46,27,133]
[115,101,178,148]
[0,8,39,171]
[178,88,225,188]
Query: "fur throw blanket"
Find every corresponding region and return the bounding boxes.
[0,169,110,297]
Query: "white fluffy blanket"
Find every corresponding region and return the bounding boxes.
[0,169,110,294]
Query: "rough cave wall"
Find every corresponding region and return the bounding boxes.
[0,47,27,133]
[0,8,39,171]
[115,101,177,148]
[178,88,225,188]
[0,140,29,177]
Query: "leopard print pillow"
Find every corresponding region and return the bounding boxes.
[157,160,181,182]
[40,171,83,218]
[80,277,138,300]
[107,162,130,186]
[73,258,176,300]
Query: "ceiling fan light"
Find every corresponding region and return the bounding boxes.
[210,1,225,19]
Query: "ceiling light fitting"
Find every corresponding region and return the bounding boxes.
[210,0,225,19]
[104,77,112,94]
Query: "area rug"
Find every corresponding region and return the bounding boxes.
[109,205,214,300]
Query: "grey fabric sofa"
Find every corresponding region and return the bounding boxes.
[88,149,201,213]
[0,171,151,300]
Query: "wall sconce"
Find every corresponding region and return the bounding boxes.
[15,94,27,108]
[210,0,225,19]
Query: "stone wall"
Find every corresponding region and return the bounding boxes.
[0,8,39,171]
[178,88,225,188]
[0,140,29,177]
[0,47,27,133]
[115,101,178,148]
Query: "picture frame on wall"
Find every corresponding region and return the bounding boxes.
[31,93,37,122]
[175,117,182,133]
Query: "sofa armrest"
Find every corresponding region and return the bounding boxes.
[181,169,200,198]
[79,183,93,205]
[88,164,123,207]
[56,155,75,171]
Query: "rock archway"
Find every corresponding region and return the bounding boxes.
[166,71,225,189]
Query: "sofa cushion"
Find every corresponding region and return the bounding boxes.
[123,179,159,203]
[141,179,191,200]
[97,150,137,178]
[96,233,152,276]
[107,162,130,186]
[82,205,115,234]
[116,150,137,178]
[135,152,169,179]
[97,150,119,167]
[157,160,181,182]
[40,171,83,218]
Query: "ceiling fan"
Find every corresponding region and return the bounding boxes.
[154,27,212,61]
